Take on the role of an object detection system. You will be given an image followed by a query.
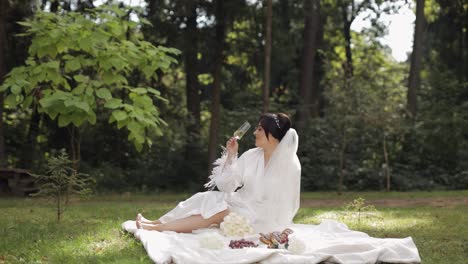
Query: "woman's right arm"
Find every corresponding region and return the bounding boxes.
[204,137,245,192]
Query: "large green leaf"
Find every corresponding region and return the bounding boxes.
[5,94,19,107]
[127,121,143,134]
[112,110,127,121]
[104,98,122,109]
[131,88,147,94]
[72,84,86,95]
[58,114,72,127]
[22,95,34,108]
[70,113,86,127]
[88,110,97,125]
[11,85,22,95]
[74,101,91,113]
[65,59,81,72]
[74,74,89,83]
[96,88,112,100]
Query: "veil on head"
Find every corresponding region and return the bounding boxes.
[264,128,299,174]
[253,128,301,232]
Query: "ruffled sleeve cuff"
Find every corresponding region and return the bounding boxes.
[204,147,239,191]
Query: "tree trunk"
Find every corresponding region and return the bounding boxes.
[184,4,201,135]
[184,3,203,184]
[297,0,320,131]
[0,0,9,167]
[50,0,59,12]
[262,0,272,113]
[407,0,425,118]
[340,0,354,79]
[383,135,391,191]
[19,106,41,169]
[76,0,94,12]
[207,0,226,171]
[66,126,80,204]
[338,134,346,195]
[68,126,81,172]
[338,127,347,195]
[342,20,353,78]
[312,19,325,117]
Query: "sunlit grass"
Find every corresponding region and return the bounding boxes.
[0,191,466,263]
[300,189,468,200]
[296,205,467,264]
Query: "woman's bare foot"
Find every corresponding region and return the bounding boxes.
[140,214,162,225]
[136,213,142,229]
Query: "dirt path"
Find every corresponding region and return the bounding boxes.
[301,196,468,208]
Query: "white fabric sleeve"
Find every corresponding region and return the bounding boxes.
[204,149,245,192]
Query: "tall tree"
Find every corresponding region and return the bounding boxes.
[407,0,425,117]
[208,0,227,169]
[262,0,272,112]
[339,0,358,78]
[338,0,391,79]
[184,2,201,134]
[297,0,321,130]
[0,0,9,167]
[182,1,203,185]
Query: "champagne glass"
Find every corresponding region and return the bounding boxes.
[233,121,251,140]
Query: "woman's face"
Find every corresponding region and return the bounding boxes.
[254,124,269,148]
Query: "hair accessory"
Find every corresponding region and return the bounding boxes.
[273,115,281,129]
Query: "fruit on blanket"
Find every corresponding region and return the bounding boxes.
[229,239,258,249]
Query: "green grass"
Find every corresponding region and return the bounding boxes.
[0,191,466,263]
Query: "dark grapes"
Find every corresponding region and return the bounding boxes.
[229,239,258,249]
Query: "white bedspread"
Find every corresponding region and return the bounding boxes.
[122,220,421,264]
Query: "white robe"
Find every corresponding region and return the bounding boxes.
[122,129,421,263]
[159,146,301,233]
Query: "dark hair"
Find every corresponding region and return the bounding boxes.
[258,113,292,141]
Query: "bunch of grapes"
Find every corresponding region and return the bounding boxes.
[229,239,258,249]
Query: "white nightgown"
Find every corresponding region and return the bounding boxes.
[159,132,301,233]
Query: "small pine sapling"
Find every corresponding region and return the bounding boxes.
[31,150,94,221]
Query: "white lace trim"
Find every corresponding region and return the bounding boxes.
[204,147,238,190]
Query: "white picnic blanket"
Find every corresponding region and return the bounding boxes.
[122,220,421,264]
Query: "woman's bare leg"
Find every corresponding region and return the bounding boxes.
[140,210,229,233]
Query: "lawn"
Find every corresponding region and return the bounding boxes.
[0,191,466,263]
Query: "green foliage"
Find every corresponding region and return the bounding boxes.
[1,0,466,192]
[31,149,94,221]
[0,5,180,151]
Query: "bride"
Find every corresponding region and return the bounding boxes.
[136,112,301,233]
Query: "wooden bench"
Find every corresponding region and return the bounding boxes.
[0,168,39,196]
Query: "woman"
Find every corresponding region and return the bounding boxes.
[136,113,301,233]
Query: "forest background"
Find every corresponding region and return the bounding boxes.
[0,0,467,193]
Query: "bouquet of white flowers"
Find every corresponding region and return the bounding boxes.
[220,212,254,237]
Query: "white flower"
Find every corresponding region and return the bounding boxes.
[199,233,225,249]
[287,237,306,254]
[220,212,254,237]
